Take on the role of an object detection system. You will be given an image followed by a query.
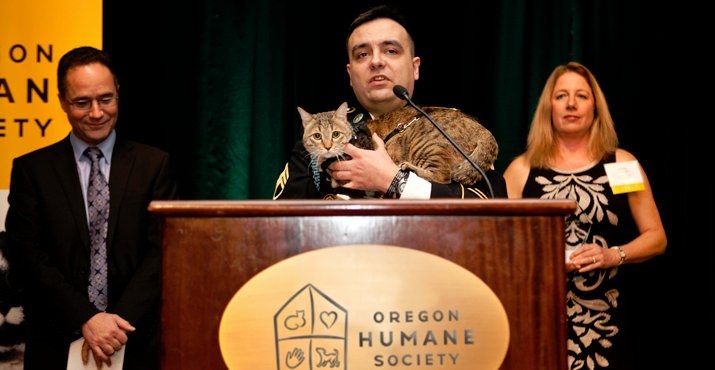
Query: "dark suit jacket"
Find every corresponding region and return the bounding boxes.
[5,135,178,369]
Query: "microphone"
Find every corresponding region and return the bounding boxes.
[392,85,495,198]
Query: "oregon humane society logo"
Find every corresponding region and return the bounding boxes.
[218,245,510,369]
[274,284,347,369]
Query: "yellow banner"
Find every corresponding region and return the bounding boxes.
[0,0,102,228]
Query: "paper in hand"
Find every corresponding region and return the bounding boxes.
[67,337,125,370]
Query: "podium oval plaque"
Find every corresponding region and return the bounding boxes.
[219,245,509,369]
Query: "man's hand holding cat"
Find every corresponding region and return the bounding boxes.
[329,133,399,193]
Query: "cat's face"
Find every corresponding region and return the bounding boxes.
[299,102,352,165]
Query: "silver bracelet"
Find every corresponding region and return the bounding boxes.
[611,246,626,266]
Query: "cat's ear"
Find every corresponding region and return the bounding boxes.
[297,107,312,127]
[335,102,348,121]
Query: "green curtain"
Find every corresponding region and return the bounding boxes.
[104,0,709,367]
[154,1,292,200]
[122,0,648,199]
[108,0,687,202]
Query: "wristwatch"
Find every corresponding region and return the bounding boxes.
[384,169,409,199]
[611,246,626,266]
[395,171,410,198]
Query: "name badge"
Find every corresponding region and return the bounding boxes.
[604,160,645,194]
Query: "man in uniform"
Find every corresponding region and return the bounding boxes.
[274,5,506,200]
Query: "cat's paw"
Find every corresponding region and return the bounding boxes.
[451,162,483,185]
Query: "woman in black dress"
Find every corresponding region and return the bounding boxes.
[503,62,667,369]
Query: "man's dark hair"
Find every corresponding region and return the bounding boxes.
[57,46,118,97]
[346,5,416,56]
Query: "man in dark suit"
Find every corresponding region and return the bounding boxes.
[5,47,177,369]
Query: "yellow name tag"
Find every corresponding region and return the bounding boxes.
[604,161,645,194]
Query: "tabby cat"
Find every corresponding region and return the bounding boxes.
[299,101,498,188]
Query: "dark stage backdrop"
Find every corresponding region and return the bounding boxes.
[102,0,709,368]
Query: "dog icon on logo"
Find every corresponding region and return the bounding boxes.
[275,284,347,369]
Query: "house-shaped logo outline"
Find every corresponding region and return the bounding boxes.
[274,283,348,369]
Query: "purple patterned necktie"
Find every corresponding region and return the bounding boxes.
[85,147,109,311]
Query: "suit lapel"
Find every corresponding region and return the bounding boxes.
[107,139,134,252]
[53,137,91,250]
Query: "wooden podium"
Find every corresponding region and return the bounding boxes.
[149,199,575,369]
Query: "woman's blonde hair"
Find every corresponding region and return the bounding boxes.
[525,62,619,168]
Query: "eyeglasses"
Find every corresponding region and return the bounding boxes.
[66,95,118,111]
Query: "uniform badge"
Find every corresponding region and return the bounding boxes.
[352,113,363,124]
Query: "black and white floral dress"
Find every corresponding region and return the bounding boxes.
[523,155,639,370]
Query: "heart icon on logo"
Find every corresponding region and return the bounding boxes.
[320,311,337,329]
